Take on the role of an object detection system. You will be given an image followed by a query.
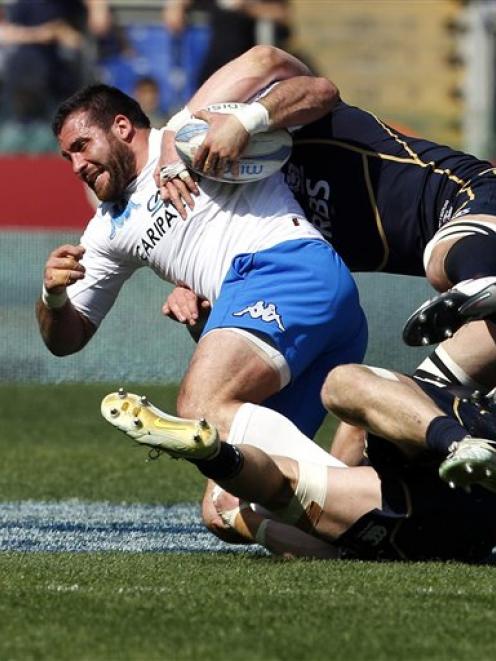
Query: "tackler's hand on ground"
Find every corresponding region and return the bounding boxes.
[43,244,86,293]
[155,129,199,220]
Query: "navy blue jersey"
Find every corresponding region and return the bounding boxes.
[338,380,496,562]
[285,101,496,275]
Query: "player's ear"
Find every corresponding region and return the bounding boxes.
[112,114,134,141]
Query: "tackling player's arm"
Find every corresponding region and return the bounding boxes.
[156,46,338,213]
[35,243,96,356]
[162,284,211,343]
[189,45,313,110]
[189,45,338,175]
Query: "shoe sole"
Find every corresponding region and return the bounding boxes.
[439,445,496,493]
[403,290,468,346]
[101,389,219,460]
[458,282,496,322]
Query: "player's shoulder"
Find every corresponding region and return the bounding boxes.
[79,203,116,251]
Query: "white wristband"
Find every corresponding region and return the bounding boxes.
[165,106,191,133]
[229,102,270,135]
[42,284,68,309]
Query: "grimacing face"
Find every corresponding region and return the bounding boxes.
[58,110,137,202]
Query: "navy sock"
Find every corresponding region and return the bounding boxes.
[188,442,244,480]
[425,415,467,455]
[445,234,496,283]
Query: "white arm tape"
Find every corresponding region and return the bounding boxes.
[42,284,68,309]
[159,160,189,182]
[229,102,270,135]
[165,106,191,133]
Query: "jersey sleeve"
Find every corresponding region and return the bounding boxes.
[67,219,140,328]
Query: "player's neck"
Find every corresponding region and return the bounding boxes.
[133,128,152,177]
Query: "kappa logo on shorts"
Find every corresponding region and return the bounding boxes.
[233,300,285,331]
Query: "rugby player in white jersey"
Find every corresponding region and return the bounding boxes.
[36,83,368,540]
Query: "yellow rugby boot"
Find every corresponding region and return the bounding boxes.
[101,389,219,460]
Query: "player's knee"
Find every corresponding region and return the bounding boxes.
[176,389,232,438]
[321,364,366,416]
[275,460,328,530]
[176,389,202,420]
[424,220,496,290]
[425,247,449,291]
[176,381,215,419]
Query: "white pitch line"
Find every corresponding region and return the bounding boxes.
[0,500,261,553]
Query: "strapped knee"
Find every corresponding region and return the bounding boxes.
[274,461,328,532]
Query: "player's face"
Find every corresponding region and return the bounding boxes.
[58,110,136,202]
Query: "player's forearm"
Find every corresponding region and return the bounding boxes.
[259,75,339,129]
[36,299,95,356]
[188,45,312,112]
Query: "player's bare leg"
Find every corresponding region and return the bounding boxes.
[322,364,446,456]
[424,215,496,291]
[329,421,366,466]
[405,215,496,345]
[174,329,345,538]
[414,324,496,392]
[101,393,380,554]
[176,328,280,538]
[176,329,281,439]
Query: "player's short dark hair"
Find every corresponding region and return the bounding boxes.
[52,84,151,136]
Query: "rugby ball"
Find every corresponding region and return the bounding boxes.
[175,102,292,184]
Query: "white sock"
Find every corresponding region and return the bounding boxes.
[226,403,346,467]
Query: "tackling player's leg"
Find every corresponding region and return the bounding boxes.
[404,215,496,345]
[101,386,496,561]
[101,389,381,555]
[321,363,496,493]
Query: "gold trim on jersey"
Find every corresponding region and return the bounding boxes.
[292,112,494,270]
[294,134,475,195]
[452,397,462,425]
[362,153,389,270]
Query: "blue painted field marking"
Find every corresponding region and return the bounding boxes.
[0,500,261,553]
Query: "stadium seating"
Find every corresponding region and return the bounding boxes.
[98,23,211,116]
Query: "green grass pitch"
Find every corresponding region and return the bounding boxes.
[1,383,496,660]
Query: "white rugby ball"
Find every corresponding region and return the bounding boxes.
[175,102,292,184]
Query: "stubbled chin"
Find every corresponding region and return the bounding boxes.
[93,173,113,201]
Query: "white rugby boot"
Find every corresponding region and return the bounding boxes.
[101,389,219,460]
[403,277,496,346]
[439,437,496,493]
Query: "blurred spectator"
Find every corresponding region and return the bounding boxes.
[163,0,291,85]
[133,76,169,127]
[86,0,132,62]
[0,0,112,152]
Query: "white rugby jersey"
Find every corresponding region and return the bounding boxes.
[68,128,324,327]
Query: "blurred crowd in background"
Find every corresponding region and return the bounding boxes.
[1,1,495,160]
[0,0,294,153]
